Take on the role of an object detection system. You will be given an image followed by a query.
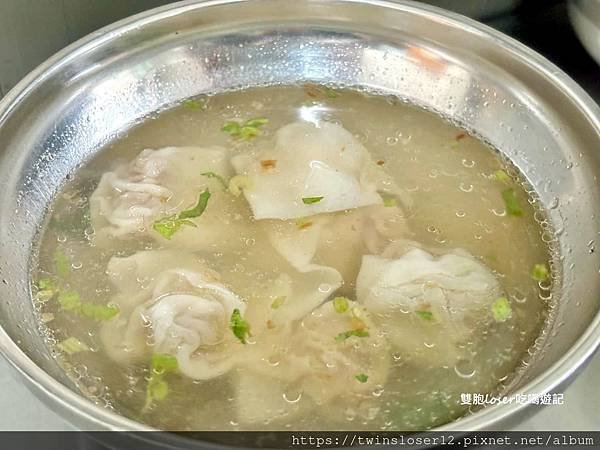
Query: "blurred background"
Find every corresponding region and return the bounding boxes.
[0,0,598,432]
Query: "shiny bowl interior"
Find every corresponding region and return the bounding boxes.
[0,0,599,435]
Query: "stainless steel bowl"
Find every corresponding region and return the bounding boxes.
[0,0,599,437]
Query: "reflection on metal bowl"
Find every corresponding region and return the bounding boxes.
[0,0,598,446]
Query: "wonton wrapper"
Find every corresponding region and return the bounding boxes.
[90,146,249,249]
[100,250,247,380]
[234,300,390,425]
[356,246,502,365]
[231,121,407,220]
[242,268,342,335]
[101,249,343,380]
[262,204,410,290]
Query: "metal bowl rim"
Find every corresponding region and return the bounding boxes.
[0,0,599,433]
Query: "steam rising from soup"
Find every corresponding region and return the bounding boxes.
[32,86,555,431]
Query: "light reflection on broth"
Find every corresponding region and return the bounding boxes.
[32,86,554,431]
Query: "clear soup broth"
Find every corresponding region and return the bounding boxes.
[32,85,556,431]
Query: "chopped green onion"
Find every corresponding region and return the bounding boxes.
[37,278,55,291]
[182,99,204,110]
[146,377,168,404]
[415,310,434,321]
[35,277,58,302]
[222,118,268,140]
[383,196,397,207]
[153,190,210,239]
[323,87,338,98]
[54,249,70,277]
[354,373,369,383]
[178,189,211,220]
[531,263,549,282]
[58,291,119,321]
[222,121,241,134]
[143,354,178,412]
[228,175,252,197]
[302,196,324,205]
[152,217,194,240]
[80,303,119,321]
[244,118,269,128]
[57,337,89,355]
[58,291,82,311]
[332,296,350,313]
[501,188,523,216]
[230,309,251,344]
[201,171,228,189]
[239,126,261,140]
[151,353,178,374]
[270,296,286,309]
[491,297,512,322]
[494,170,510,183]
[335,329,369,342]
